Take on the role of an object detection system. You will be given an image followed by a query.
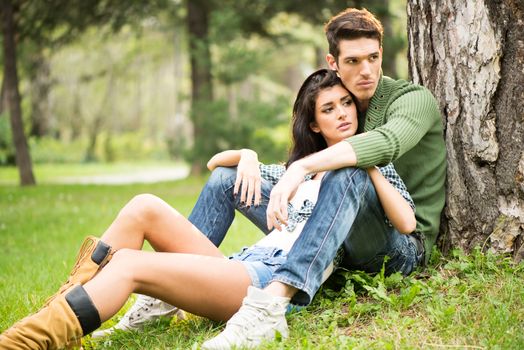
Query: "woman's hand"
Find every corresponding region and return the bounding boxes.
[366,166,416,234]
[266,162,307,231]
[206,149,261,206]
[234,149,262,207]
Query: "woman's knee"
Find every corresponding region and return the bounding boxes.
[206,166,237,191]
[323,167,368,186]
[120,193,169,224]
[103,248,137,280]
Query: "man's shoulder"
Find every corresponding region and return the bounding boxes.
[382,75,432,95]
[379,76,438,110]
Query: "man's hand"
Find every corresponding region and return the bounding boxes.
[266,162,308,231]
[234,149,261,206]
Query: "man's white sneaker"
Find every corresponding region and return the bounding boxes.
[201,286,290,350]
[91,294,184,338]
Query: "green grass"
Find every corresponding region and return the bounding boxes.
[1,167,523,349]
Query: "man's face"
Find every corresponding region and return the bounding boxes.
[326,38,382,109]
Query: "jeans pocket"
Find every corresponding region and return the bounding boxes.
[357,243,417,276]
[359,253,388,274]
[228,246,250,261]
[263,253,287,267]
[385,244,417,276]
[253,247,286,266]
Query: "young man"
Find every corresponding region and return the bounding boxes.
[201,7,446,349]
[96,8,446,349]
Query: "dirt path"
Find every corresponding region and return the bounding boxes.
[54,166,189,185]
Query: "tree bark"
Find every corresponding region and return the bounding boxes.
[84,72,115,162]
[376,0,399,78]
[29,49,52,138]
[187,0,213,175]
[1,0,36,185]
[70,90,83,140]
[0,77,6,115]
[407,0,524,260]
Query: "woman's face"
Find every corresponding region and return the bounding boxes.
[311,84,358,146]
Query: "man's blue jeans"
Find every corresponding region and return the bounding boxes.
[188,166,419,305]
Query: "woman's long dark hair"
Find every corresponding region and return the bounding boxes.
[286,69,344,168]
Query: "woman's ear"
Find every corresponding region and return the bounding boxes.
[310,122,321,133]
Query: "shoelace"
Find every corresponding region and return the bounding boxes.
[68,238,95,278]
[227,299,273,330]
[120,296,156,325]
[43,239,96,306]
[57,239,95,294]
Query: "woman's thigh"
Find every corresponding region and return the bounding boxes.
[87,249,252,322]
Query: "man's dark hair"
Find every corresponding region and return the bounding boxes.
[324,8,384,60]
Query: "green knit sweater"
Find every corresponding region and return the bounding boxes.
[346,75,446,263]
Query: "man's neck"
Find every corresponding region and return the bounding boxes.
[356,99,370,113]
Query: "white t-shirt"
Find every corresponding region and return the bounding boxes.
[254,179,321,252]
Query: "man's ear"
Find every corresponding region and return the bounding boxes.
[326,54,338,71]
[310,122,321,133]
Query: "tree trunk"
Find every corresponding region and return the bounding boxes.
[1,0,36,186]
[407,0,524,261]
[227,84,238,122]
[70,90,82,140]
[187,0,213,175]
[84,72,115,162]
[0,77,6,114]
[376,0,399,78]
[29,49,52,138]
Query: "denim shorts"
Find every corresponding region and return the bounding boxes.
[229,246,287,289]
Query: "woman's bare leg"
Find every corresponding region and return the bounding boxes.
[99,193,222,257]
[83,249,252,322]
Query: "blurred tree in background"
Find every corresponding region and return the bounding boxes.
[0,0,170,184]
[0,0,408,182]
[2,0,35,185]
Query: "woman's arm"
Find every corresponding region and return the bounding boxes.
[207,149,262,206]
[207,149,257,171]
[367,167,416,234]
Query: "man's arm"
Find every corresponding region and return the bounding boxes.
[290,86,439,173]
[346,87,440,167]
[294,140,358,174]
[266,141,357,230]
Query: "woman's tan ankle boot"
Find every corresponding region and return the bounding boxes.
[45,236,114,306]
[0,284,101,350]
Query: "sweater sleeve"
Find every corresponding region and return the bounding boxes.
[346,86,441,168]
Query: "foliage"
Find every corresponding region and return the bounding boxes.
[184,92,290,168]
[1,1,410,177]
[28,137,86,164]
[253,124,290,165]
[27,133,170,164]
[12,0,172,46]
[48,24,187,161]
[184,0,409,173]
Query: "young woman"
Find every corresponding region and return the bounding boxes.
[0,69,415,350]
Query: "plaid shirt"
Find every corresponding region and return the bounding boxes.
[259,163,415,232]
